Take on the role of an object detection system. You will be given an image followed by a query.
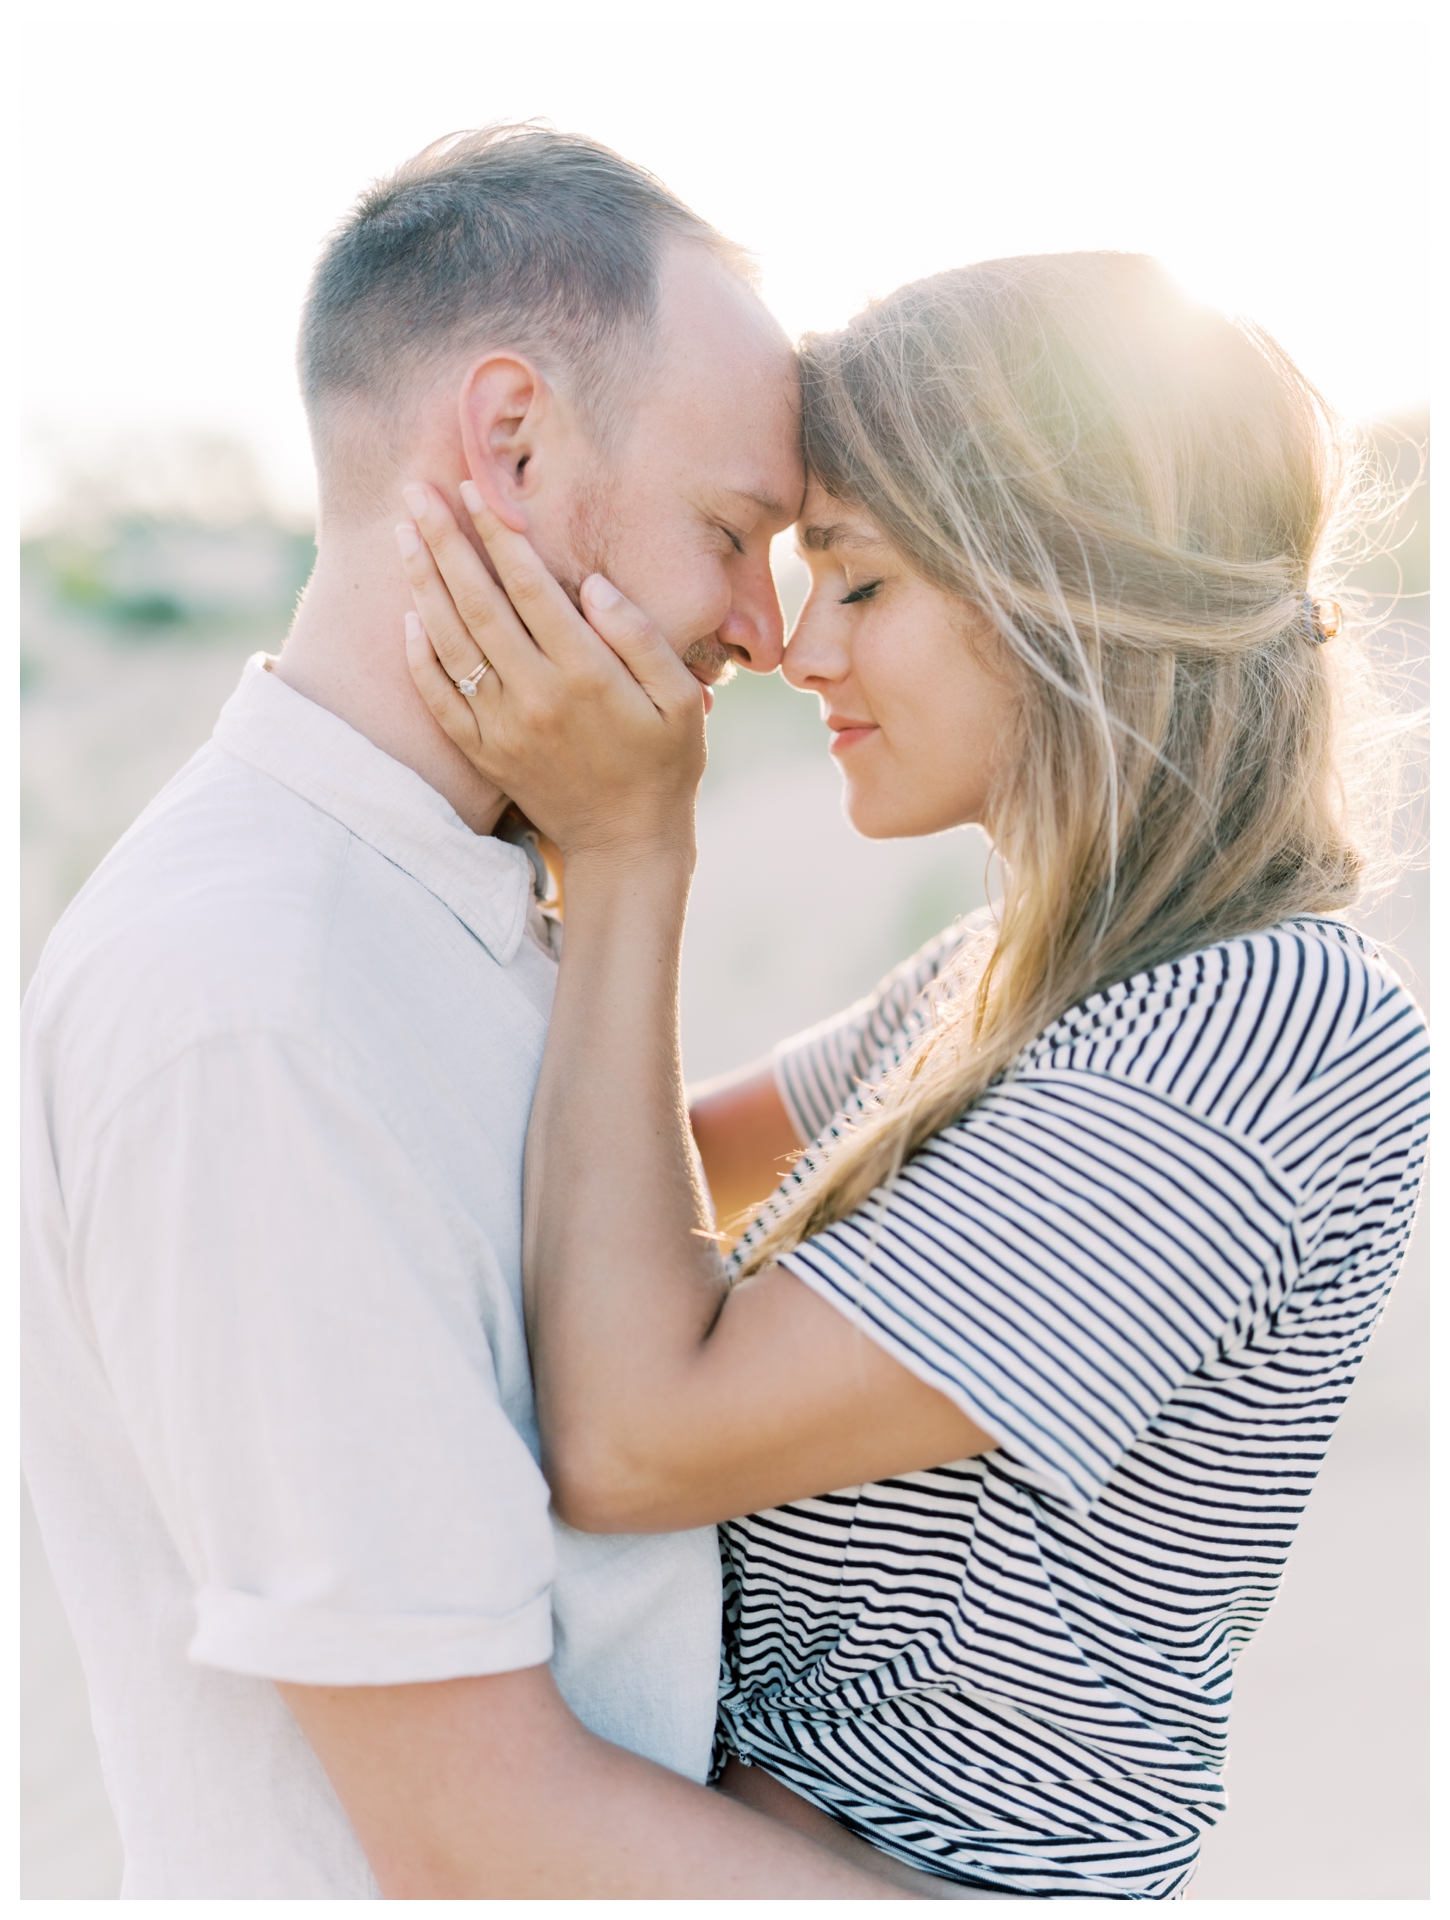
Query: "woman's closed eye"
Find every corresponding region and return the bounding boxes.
[840,579,882,606]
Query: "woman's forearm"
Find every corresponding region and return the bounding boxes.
[523,850,994,1535]
[522,848,727,1520]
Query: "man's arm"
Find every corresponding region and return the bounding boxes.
[688,1061,801,1237]
[279,1663,911,1898]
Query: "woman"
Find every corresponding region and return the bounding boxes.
[396,254,1427,1898]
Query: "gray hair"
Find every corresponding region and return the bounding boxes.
[299,123,753,498]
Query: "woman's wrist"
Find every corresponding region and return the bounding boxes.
[562,835,696,900]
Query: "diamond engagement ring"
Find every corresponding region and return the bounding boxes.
[455,658,493,696]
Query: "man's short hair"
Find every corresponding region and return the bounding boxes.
[299,123,753,502]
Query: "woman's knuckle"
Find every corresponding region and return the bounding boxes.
[454,589,493,632]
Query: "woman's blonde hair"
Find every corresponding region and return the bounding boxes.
[741,252,1388,1274]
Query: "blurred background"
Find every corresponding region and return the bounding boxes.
[17,1,1431,1900]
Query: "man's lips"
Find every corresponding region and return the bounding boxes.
[827,716,878,753]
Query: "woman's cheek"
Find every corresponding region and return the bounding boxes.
[840,742,911,840]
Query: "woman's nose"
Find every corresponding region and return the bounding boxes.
[781,593,845,690]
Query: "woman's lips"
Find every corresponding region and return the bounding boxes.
[827,722,878,754]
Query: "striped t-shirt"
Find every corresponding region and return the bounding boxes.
[717,917,1428,1899]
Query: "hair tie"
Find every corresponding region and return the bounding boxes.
[1303,595,1342,645]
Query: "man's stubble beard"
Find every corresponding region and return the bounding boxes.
[559,473,735,688]
[680,635,737,687]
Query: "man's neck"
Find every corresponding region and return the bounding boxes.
[274,518,508,836]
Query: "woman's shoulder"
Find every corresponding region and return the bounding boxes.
[1011,915,1427,1148]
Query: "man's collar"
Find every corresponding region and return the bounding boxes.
[212,654,533,965]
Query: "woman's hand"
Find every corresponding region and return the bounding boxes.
[397,479,707,866]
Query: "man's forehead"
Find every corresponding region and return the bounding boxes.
[657,240,794,363]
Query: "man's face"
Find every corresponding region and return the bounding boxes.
[537,246,805,686]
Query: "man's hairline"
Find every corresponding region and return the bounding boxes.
[311,234,782,511]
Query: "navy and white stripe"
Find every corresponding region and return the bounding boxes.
[719,918,1428,1898]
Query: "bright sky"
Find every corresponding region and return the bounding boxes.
[17,1,1433,524]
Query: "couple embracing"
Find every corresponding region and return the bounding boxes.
[21,125,1427,1899]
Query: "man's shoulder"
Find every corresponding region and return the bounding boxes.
[25,744,355,1079]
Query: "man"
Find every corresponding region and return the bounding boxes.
[20,127,897,1898]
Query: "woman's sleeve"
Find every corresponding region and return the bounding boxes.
[778,1066,1300,1514]
[771,913,988,1146]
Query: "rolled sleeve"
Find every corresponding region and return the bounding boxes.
[781,1071,1298,1513]
[74,1030,557,1687]
[190,1587,553,1687]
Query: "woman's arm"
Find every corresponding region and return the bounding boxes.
[398,486,995,1531]
[523,847,993,1532]
[688,1063,801,1237]
[529,856,1000,1528]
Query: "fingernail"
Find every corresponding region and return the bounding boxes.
[402,483,429,518]
[584,574,621,609]
[395,522,420,557]
[460,478,483,514]
[404,611,423,642]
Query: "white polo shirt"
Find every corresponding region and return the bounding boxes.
[20,655,722,1898]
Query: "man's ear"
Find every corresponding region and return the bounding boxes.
[458,354,554,533]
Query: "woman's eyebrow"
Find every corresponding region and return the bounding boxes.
[799,523,882,553]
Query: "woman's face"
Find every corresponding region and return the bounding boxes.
[783,484,1017,840]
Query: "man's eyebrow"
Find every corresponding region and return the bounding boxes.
[717,486,793,521]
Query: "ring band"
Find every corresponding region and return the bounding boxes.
[455,658,492,696]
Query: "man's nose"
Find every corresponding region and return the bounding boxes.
[718,555,786,674]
